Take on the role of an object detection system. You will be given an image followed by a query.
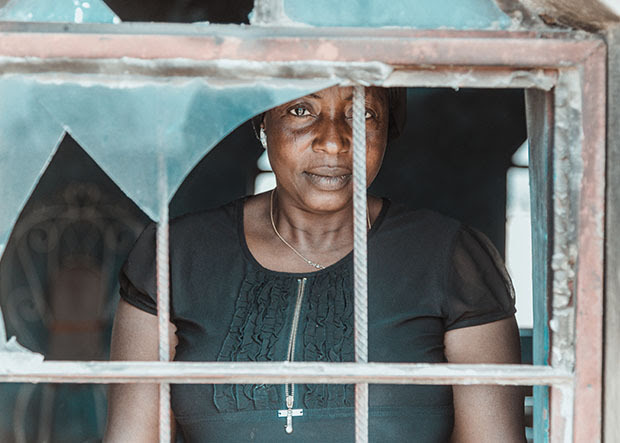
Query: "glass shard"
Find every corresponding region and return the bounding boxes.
[7,77,335,224]
[0,77,65,259]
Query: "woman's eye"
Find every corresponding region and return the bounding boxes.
[290,106,311,117]
[347,109,375,119]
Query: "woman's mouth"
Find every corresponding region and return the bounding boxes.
[303,171,352,190]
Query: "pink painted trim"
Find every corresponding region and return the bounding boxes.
[572,42,607,443]
[0,28,605,69]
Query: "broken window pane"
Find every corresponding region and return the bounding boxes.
[0,75,336,262]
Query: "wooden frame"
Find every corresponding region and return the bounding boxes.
[0,23,607,443]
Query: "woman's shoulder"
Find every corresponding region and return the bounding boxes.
[166,197,245,242]
[380,199,462,237]
[370,200,464,272]
[171,198,241,230]
[128,198,244,257]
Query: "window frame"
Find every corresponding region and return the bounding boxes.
[0,23,607,443]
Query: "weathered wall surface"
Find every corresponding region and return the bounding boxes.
[498,0,620,30]
[604,22,620,443]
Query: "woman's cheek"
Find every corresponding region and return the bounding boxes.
[367,132,388,154]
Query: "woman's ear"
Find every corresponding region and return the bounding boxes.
[259,126,268,150]
[251,113,267,149]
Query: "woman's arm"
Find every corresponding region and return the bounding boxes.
[444,316,525,443]
[104,299,178,442]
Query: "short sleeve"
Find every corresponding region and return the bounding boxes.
[119,222,158,315]
[443,225,516,331]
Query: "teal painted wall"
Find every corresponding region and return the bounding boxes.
[283,0,512,29]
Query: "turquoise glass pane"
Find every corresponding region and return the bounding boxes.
[0,0,119,23]
[0,76,336,261]
[0,77,65,259]
[35,79,336,220]
[283,0,512,29]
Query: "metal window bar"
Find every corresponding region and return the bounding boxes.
[0,24,607,443]
[0,360,571,385]
[352,85,368,443]
[156,153,171,443]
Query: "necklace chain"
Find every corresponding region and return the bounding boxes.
[269,189,371,271]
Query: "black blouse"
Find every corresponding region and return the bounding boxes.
[119,198,516,443]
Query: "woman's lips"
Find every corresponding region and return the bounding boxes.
[303,171,352,190]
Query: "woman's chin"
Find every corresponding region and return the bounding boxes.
[299,190,354,214]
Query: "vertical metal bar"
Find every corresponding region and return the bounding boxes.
[352,85,368,443]
[156,154,171,443]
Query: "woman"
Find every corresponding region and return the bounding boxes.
[105,86,524,442]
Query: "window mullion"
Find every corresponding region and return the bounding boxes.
[0,361,572,385]
[156,153,171,443]
[352,85,369,443]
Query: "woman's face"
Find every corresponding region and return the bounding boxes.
[263,86,389,213]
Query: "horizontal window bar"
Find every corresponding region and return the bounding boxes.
[0,361,571,385]
[0,22,587,38]
[384,68,557,91]
[0,25,603,70]
[0,60,558,91]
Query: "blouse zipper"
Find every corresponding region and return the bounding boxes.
[278,277,307,434]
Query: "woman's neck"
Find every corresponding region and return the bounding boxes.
[271,189,355,253]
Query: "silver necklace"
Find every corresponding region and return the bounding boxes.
[269,189,371,271]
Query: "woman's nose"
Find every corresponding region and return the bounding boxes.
[312,117,351,154]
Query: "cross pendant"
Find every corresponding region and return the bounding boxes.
[278,407,303,434]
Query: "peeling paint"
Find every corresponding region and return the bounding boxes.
[517,0,620,31]
[0,337,44,363]
[316,42,340,61]
[547,67,585,442]
[385,68,557,90]
[507,69,557,90]
[0,58,394,86]
[250,0,307,27]
[550,67,583,365]
[74,6,83,23]
[561,383,575,443]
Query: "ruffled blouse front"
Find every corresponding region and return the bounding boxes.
[119,197,515,443]
[213,267,356,413]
